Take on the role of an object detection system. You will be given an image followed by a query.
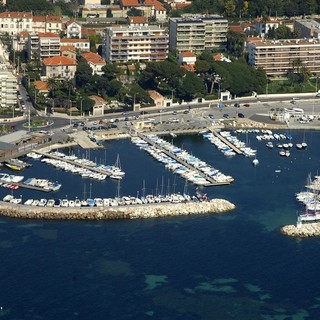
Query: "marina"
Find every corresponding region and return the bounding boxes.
[133,133,233,186]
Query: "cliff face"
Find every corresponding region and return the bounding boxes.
[0,199,235,221]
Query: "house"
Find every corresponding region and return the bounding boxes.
[60,38,90,51]
[254,17,281,38]
[61,45,77,60]
[148,90,172,108]
[120,0,167,21]
[81,52,106,75]
[178,51,196,65]
[42,56,77,81]
[89,95,107,116]
[127,16,148,26]
[32,15,62,34]
[34,80,49,96]
[0,12,33,35]
[65,19,82,38]
[81,5,108,18]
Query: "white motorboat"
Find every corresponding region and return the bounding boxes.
[24,199,33,205]
[38,199,47,206]
[46,199,55,207]
[252,158,259,166]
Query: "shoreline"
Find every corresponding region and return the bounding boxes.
[0,199,235,221]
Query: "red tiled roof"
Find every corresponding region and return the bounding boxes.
[81,52,105,65]
[33,15,62,23]
[34,81,49,91]
[82,28,96,36]
[120,0,165,11]
[175,3,191,8]
[128,16,148,24]
[0,12,32,18]
[61,38,89,43]
[38,32,60,38]
[43,56,77,66]
[61,45,77,52]
[89,95,107,104]
[181,64,195,72]
[229,25,244,33]
[180,51,196,57]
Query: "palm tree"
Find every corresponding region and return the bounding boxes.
[47,77,59,98]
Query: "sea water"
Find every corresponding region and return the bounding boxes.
[0,130,320,319]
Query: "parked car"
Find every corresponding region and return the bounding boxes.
[223,113,230,119]
[234,103,240,108]
[243,103,250,107]
[183,110,189,114]
[238,113,245,118]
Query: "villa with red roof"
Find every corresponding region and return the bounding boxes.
[81,52,106,75]
[42,56,77,81]
[120,0,167,21]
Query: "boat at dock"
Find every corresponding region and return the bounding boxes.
[4,158,31,171]
[22,178,61,192]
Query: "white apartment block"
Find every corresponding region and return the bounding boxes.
[0,12,33,35]
[104,25,168,63]
[42,56,77,81]
[32,16,62,34]
[247,39,320,76]
[169,15,228,54]
[66,20,82,38]
[60,38,90,51]
[0,65,17,109]
[28,32,61,60]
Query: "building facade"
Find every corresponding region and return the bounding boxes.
[247,39,320,76]
[28,32,61,60]
[294,19,320,39]
[0,65,17,109]
[42,56,77,81]
[81,52,106,75]
[60,38,90,51]
[0,12,33,35]
[169,15,228,54]
[104,25,168,63]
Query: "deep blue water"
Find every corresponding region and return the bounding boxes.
[0,130,320,319]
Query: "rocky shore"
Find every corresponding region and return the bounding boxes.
[0,199,235,221]
[281,223,320,238]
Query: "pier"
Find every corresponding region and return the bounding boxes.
[210,131,243,155]
[1,180,53,192]
[136,132,230,187]
[33,150,113,177]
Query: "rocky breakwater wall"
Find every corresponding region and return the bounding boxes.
[281,223,320,238]
[0,199,235,221]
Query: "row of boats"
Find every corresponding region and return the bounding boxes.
[202,131,257,157]
[39,151,125,180]
[131,135,234,186]
[3,192,208,207]
[4,158,32,171]
[0,173,61,192]
[296,174,320,223]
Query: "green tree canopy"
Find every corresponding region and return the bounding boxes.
[75,57,93,88]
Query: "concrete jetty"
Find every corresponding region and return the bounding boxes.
[137,133,230,187]
[281,223,320,238]
[211,131,243,155]
[0,199,235,221]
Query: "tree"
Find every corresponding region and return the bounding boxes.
[224,0,236,17]
[127,8,143,16]
[178,72,205,99]
[75,57,93,88]
[47,77,60,98]
[226,30,246,57]
[101,64,120,81]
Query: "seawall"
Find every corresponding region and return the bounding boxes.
[0,199,235,221]
[281,223,320,238]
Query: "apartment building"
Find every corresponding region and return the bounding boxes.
[104,25,168,63]
[294,19,320,39]
[42,56,77,81]
[169,15,228,54]
[247,39,320,76]
[65,19,82,38]
[32,15,62,34]
[0,65,17,109]
[0,12,33,35]
[28,32,61,60]
[60,38,90,51]
[254,17,281,38]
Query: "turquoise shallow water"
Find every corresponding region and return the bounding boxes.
[0,130,320,319]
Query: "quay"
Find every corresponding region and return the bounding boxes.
[136,132,230,187]
[0,198,235,221]
[210,131,243,155]
[33,149,113,177]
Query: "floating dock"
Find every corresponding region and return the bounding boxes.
[210,131,243,155]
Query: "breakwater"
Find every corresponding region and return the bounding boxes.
[281,223,320,238]
[0,199,235,221]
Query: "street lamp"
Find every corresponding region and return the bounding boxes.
[80,96,83,117]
